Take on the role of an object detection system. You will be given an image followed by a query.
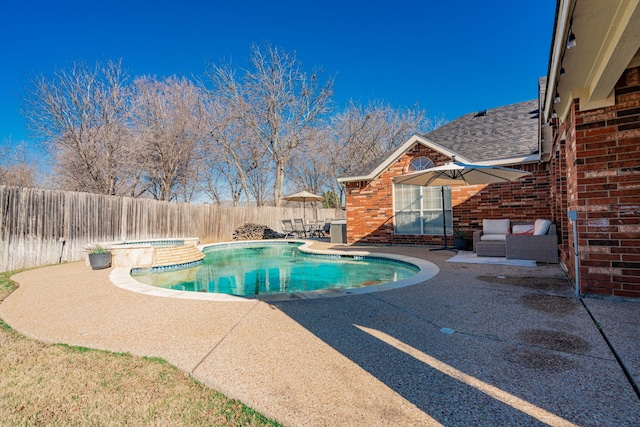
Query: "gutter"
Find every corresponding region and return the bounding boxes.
[543,0,573,123]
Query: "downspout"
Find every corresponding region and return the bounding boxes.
[567,210,580,296]
[543,0,573,123]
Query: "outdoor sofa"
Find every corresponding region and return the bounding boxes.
[473,219,558,263]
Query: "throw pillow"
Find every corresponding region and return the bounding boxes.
[534,219,552,235]
[512,224,534,235]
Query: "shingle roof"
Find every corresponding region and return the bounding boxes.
[338,99,540,182]
[344,151,394,179]
[423,99,539,162]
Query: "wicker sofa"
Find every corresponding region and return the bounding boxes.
[473,219,558,263]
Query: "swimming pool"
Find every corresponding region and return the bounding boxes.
[131,241,420,297]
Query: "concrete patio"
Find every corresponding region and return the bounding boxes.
[1,242,639,426]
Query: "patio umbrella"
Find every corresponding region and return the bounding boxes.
[395,159,532,250]
[282,190,324,224]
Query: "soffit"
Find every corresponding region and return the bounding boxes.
[550,0,640,119]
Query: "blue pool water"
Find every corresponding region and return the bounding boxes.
[131,242,419,296]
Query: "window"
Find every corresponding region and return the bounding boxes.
[408,157,434,172]
[394,183,452,235]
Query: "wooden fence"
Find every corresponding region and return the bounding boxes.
[0,185,343,273]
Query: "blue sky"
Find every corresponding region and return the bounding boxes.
[0,0,555,150]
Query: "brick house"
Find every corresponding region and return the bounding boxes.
[337,0,640,298]
[337,100,550,245]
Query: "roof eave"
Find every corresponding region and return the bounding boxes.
[543,0,572,123]
[545,0,640,122]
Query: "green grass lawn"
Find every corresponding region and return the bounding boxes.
[0,269,282,426]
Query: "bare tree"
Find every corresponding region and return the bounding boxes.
[324,101,442,205]
[201,166,223,205]
[288,126,333,195]
[132,76,206,202]
[333,100,435,166]
[0,139,40,188]
[245,151,273,206]
[206,42,335,206]
[202,96,256,205]
[22,59,141,195]
[200,143,246,206]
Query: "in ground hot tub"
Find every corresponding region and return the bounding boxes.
[91,238,201,269]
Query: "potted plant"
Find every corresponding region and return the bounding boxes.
[86,243,112,270]
[453,228,472,251]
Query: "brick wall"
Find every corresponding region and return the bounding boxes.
[344,143,553,245]
[549,119,571,267]
[563,66,640,297]
[453,162,551,230]
[344,145,450,245]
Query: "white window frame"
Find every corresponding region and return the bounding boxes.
[408,157,434,172]
[393,183,452,236]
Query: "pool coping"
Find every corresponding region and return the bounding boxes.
[109,239,439,302]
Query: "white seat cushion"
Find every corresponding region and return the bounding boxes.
[534,219,552,236]
[483,219,510,235]
[480,234,507,241]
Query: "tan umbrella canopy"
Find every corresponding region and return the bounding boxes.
[396,161,532,187]
[395,159,532,250]
[282,190,324,223]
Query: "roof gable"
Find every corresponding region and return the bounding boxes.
[336,135,469,183]
[338,100,540,183]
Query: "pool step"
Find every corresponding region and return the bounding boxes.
[153,245,205,267]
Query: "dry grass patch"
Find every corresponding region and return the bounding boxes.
[0,270,281,426]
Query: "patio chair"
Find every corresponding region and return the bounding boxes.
[293,218,307,238]
[309,221,325,238]
[281,219,296,238]
[316,218,331,238]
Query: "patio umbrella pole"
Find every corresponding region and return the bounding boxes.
[430,186,457,252]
